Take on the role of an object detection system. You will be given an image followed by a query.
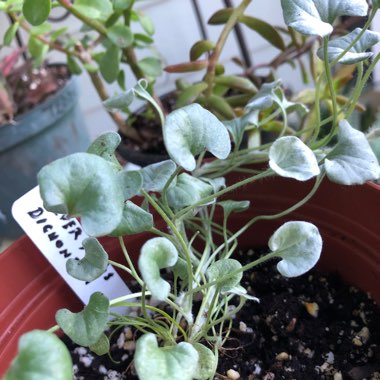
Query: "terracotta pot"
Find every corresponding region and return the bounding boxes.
[1,176,379,375]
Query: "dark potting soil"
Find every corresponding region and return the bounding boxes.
[65,249,380,380]
[118,92,177,157]
[0,62,69,126]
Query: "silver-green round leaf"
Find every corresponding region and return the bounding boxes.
[135,334,198,380]
[163,104,231,171]
[138,238,178,301]
[4,330,72,380]
[269,221,322,277]
[269,136,320,181]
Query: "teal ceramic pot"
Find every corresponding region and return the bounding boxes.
[0,67,90,239]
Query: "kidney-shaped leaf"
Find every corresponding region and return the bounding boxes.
[23,0,51,26]
[281,0,368,37]
[138,238,178,301]
[56,292,110,347]
[324,120,380,184]
[269,221,322,277]
[269,136,320,181]
[163,104,231,171]
[192,343,217,380]
[100,44,121,83]
[207,258,242,292]
[135,334,198,380]
[107,24,133,48]
[66,238,108,282]
[140,160,177,192]
[218,200,250,218]
[89,333,110,356]
[38,153,124,237]
[118,170,143,200]
[4,330,72,380]
[317,28,380,64]
[73,0,112,20]
[110,201,153,236]
[87,132,122,169]
[167,173,213,210]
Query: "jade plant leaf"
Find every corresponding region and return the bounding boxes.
[281,0,368,37]
[138,13,155,35]
[107,24,133,48]
[56,292,110,347]
[269,136,320,181]
[192,343,217,380]
[66,238,108,282]
[38,152,124,237]
[23,0,50,26]
[166,173,213,210]
[73,0,112,20]
[87,132,122,169]
[138,238,178,301]
[269,221,322,277]
[4,22,19,46]
[109,201,153,236]
[207,258,243,291]
[163,104,231,171]
[140,160,177,192]
[317,28,380,64]
[134,334,198,380]
[138,56,162,78]
[4,330,72,380]
[112,0,133,11]
[100,44,121,83]
[324,120,380,185]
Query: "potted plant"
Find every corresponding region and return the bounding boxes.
[0,26,90,239]
[0,0,164,163]
[0,0,328,167]
[2,0,380,378]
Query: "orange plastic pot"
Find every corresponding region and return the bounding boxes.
[0,176,379,375]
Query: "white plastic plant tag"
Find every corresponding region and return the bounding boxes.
[12,186,131,307]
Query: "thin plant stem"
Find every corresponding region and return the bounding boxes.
[204,0,252,97]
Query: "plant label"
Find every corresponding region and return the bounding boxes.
[12,186,131,306]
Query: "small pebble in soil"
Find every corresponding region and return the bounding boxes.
[227,369,241,379]
[304,301,320,317]
[275,351,290,361]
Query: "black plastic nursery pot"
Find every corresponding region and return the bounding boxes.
[0,68,90,239]
[116,91,174,167]
[0,175,379,376]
